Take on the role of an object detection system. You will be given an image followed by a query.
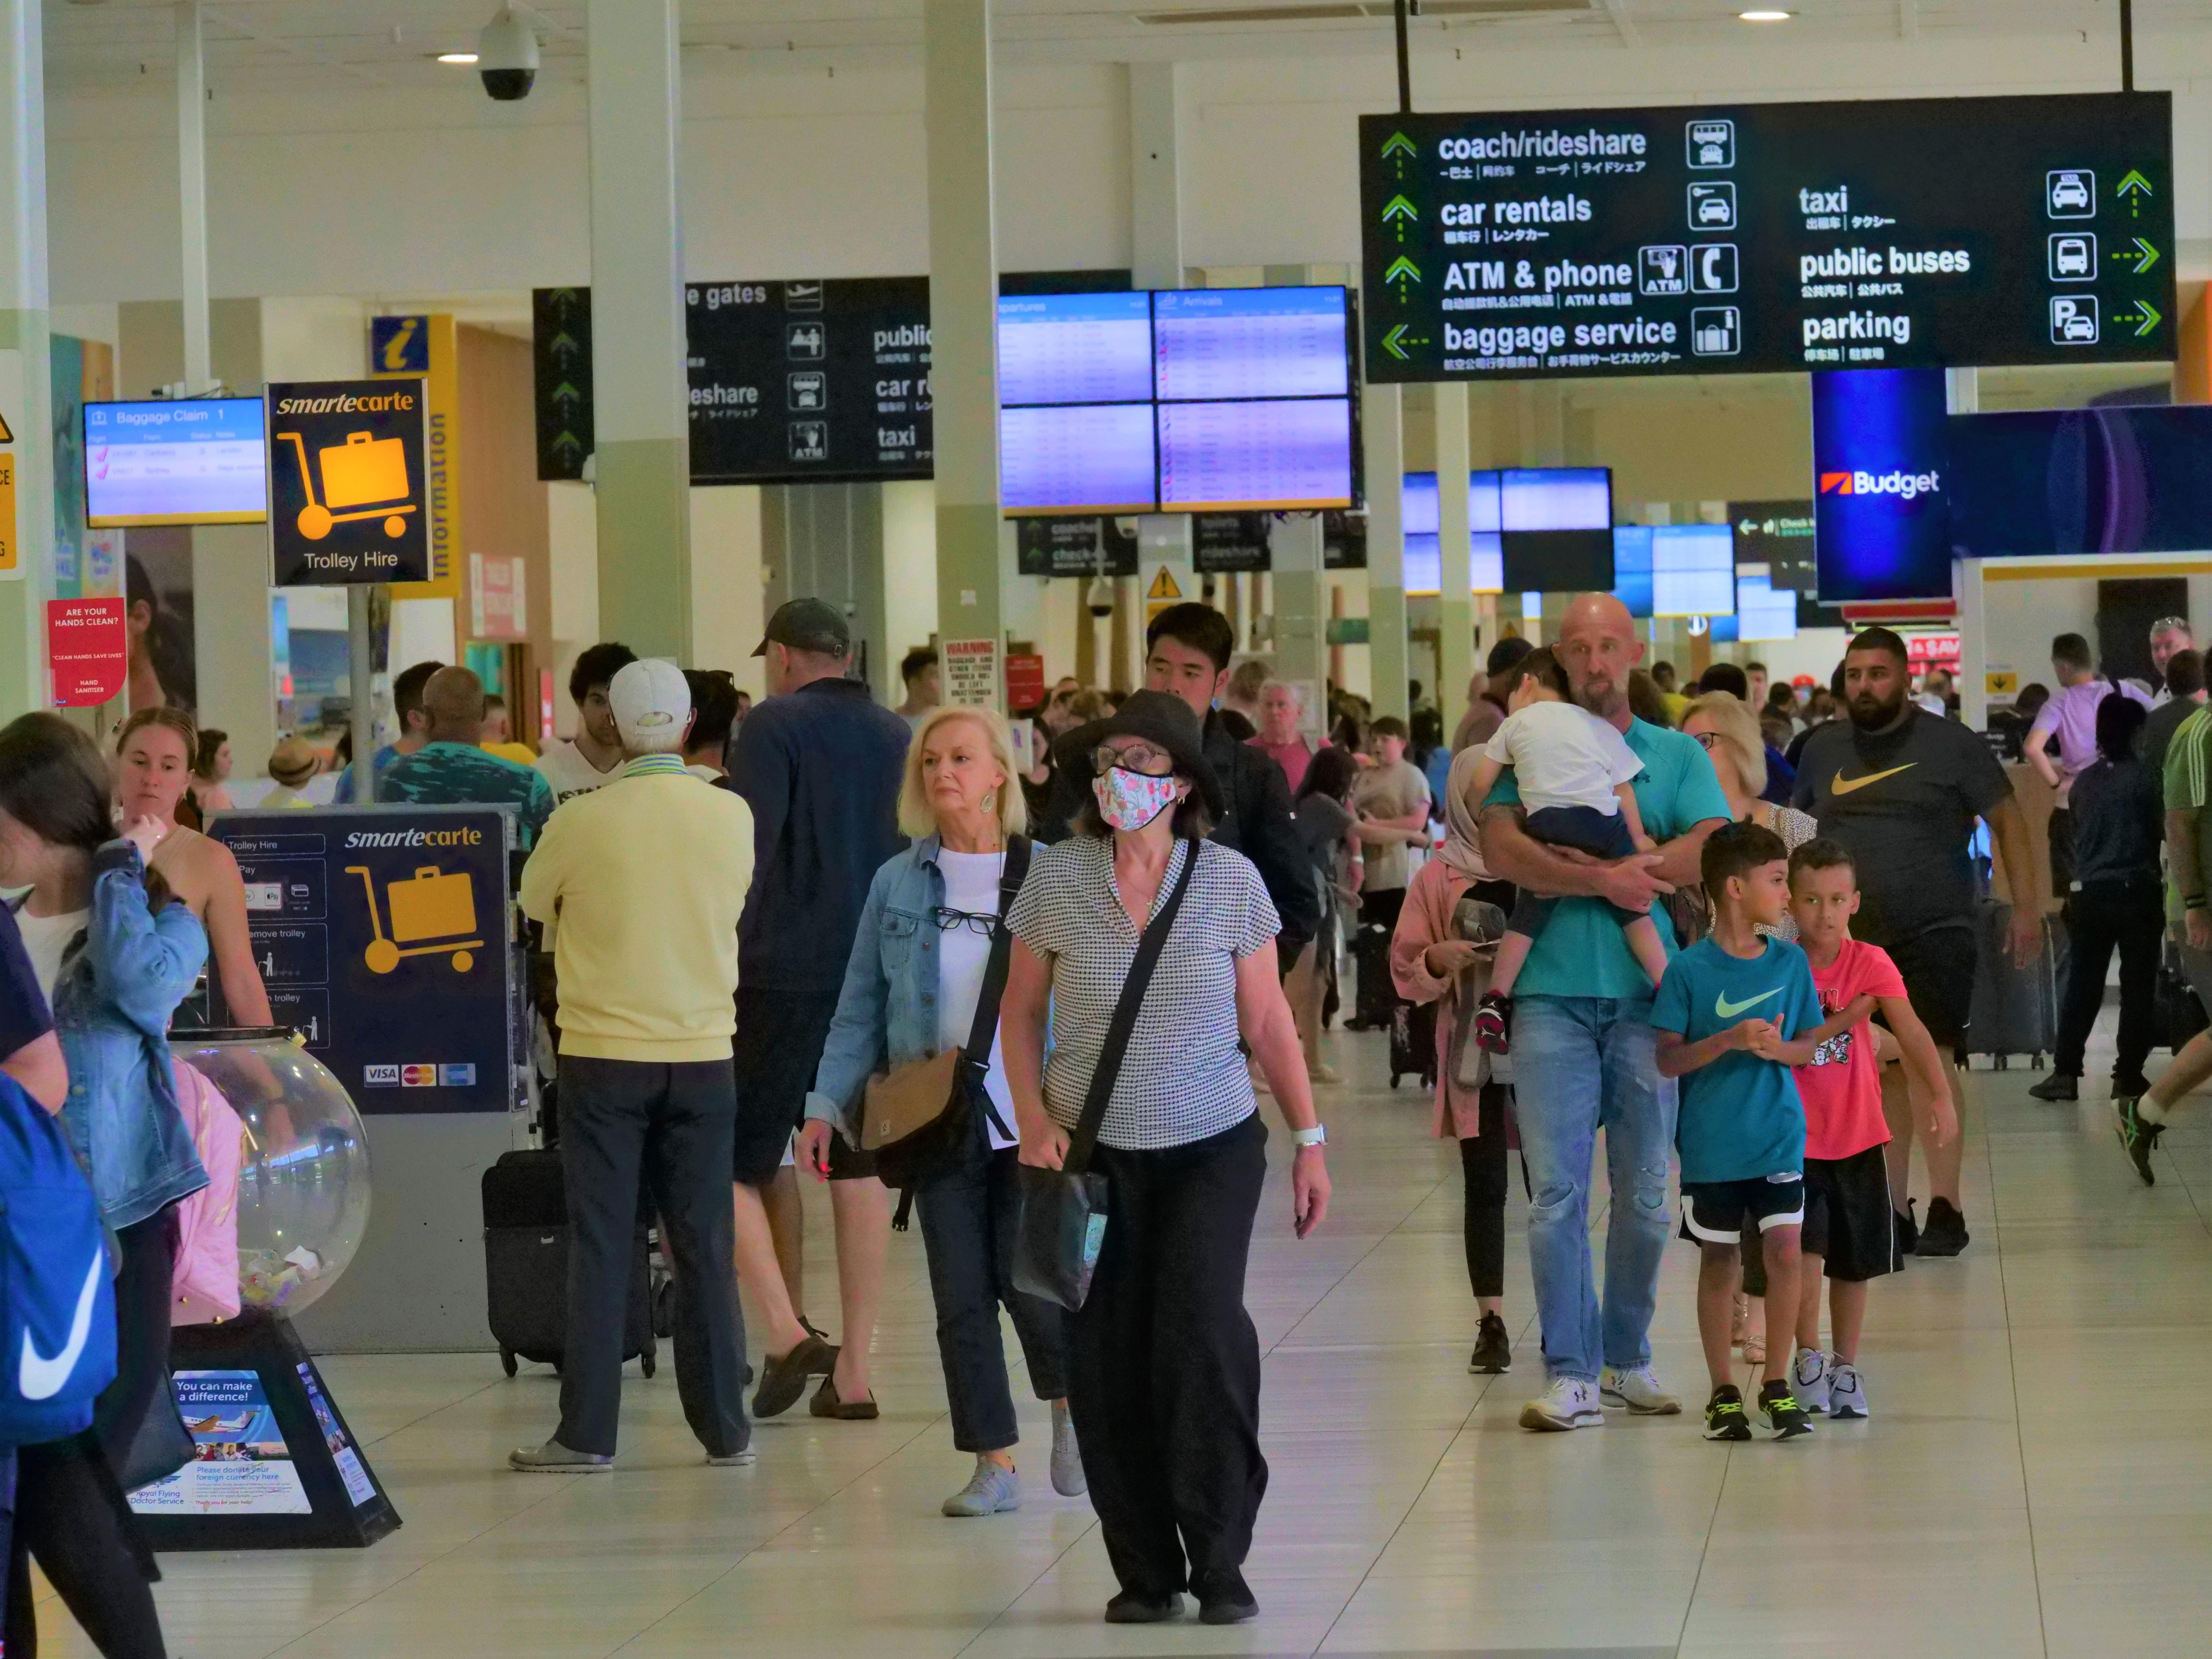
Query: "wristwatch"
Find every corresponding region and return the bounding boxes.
[1290,1124,1327,1148]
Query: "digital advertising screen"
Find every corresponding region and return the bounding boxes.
[1152,287,1351,401]
[996,291,1156,407]
[1945,405,2212,557]
[1157,398,1352,511]
[1651,524,1736,616]
[84,399,267,527]
[1812,367,1953,601]
[999,403,1157,515]
[1362,92,2175,381]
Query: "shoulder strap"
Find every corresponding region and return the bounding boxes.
[1066,838,1203,1173]
[958,836,1032,1141]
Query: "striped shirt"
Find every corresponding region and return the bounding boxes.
[1009,835,1279,1151]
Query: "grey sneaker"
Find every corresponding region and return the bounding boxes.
[1828,1360,1869,1419]
[705,1448,757,1467]
[1791,1348,1833,1416]
[1050,1399,1087,1497]
[1519,1375,1605,1431]
[942,1458,1022,1517]
[1598,1365,1682,1415]
[508,1439,613,1474]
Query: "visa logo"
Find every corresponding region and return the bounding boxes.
[1820,469,1941,501]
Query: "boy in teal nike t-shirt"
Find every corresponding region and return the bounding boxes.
[1653,821,1824,1443]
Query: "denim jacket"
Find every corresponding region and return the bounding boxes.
[37,841,210,1230]
[803,837,1016,1142]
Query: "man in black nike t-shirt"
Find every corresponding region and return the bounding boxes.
[1794,627,2041,1258]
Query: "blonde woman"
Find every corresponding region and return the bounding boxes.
[798,703,1082,1517]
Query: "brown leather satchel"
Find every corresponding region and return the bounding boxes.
[862,1047,964,1152]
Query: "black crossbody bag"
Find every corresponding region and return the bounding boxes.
[1011,839,1202,1312]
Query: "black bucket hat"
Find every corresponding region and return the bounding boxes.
[1053,689,1226,821]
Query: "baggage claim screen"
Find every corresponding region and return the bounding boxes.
[1360,92,2174,382]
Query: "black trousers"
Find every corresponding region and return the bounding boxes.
[1461,1083,1510,1302]
[2055,876,2166,1084]
[1068,1114,1268,1598]
[916,1116,1071,1454]
[557,1056,749,1459]
[7,1206,177,1659]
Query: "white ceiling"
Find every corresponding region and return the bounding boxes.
[39,0,2212,92]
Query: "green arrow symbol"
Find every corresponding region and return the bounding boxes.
[1384,256,1421,287]
[1383,324,1412,361]
[2133,236,2160,274]
[2118,169,2154,197]
[1382,195,1418,223]
[2133,298,2163,337]
[1381,131,1417,160]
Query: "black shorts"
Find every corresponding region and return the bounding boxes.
[1680,1173,1804,1246]
[1871,923,1977,1060]
[1802,1144,1894,1283]
[732,985,876,1185]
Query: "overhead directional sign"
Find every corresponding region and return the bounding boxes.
[1360,92,2175,382]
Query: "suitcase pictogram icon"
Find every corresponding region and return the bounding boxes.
[347,865,480,975]
[280,430,418,542]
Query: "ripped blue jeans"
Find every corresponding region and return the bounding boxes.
[1512,997,1678,1384]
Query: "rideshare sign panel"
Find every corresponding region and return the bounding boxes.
[1361,93,2174,382]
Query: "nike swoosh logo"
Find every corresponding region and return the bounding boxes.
[1830,763,1916,796]
[1715,987,1782,1019]
[20,1252,103,1402]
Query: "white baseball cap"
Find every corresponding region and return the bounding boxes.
[608,658,691,751]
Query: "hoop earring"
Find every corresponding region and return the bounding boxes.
[982,789,995,809]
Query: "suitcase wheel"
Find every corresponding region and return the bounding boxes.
[640,1352,656,1379]
[1388,1072,1401,1089]
[500,1348,518,1379]
[1995,1056,2008,1070]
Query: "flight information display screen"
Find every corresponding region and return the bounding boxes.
[84,399,266,527]
[1361,92,2174,381]
[997,292,1156,406]
[1000,404,1157,515]
[1152,288,1351,401]
[1158,399,1352,512]
[1651,524,1736,616]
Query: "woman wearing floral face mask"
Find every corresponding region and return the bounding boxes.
[1001,690,1330,1628]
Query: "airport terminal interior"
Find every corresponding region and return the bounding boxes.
[12,0,2212,1655]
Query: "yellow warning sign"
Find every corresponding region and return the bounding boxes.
[0,408,17,444]
[1986,670,2019,697]
[1147,566,1182,602]
[0,450,15,578]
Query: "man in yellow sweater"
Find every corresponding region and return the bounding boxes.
[511,657,757,1473]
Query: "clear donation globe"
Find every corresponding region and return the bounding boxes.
[170,1029,372,1317]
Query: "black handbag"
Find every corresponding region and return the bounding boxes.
[2158,939,2209,1052]
[1012,838,1202,1312]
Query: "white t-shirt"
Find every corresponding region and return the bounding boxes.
[534,738,622,805]
[936,848,1018,1150]
[18,908,88,1005]
[1485,700,1645,817]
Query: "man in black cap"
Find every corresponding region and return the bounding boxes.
[726,598,911,1419]
[1038,603,1317,969]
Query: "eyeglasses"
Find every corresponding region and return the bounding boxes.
[930,907,1002,939]
[1693,731,1721,751]
[1092,742,1172,776]
[2154,617,2192,635]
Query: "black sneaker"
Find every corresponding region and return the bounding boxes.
[1759,1379,1814,1440]
[1469,1311,1513,1375]
[1916,1196,1970,1257]
[1104,1590,1183,1624]
[1703,1383,1752,1442]
[1891,1200,1918,1271]
[1193,1568,1260,1626]
[2113,1073,2154,1102]
[2027,1072,2079,1102]
[2116,1096,2165,1187]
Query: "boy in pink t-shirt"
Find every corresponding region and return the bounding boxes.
[1784,839,1959,1420]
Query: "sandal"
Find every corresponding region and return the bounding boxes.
[1730,1293,1748,1348]
[809,1375,880,1421]
[1741,1331,1767,1367]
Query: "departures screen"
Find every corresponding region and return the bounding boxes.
[1361,92,2175,382]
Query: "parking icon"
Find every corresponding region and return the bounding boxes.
[786,322,826,361]
[2047,170,2095,219]
[1691,307,1742,357]
[1690,244,1739,295]
[789,421,830,462]
[2047,232,2097,282]
[1639,245,1688,295]
[1688,182,1737,232]
[787,371,827,411]
[2050,295,2100,345]
[1686,119,1735,169]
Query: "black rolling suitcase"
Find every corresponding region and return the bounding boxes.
[1389,998,1436,1091]
[1964,899,2058,1069]
[482,1148,657,1379]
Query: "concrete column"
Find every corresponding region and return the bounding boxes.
[1434,381,1473,741]
[587,0,691,660]
[1128,62,1184,291]
[176,0,210,392]
[1272,514,1325,733]
[0,0,52,718]
[1364,381,1409,726]
[924,0,1003,701]
[1955,556,1987,731]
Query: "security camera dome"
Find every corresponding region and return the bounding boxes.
[477,4,538,100]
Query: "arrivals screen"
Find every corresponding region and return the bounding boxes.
[1361,92,2175,382]
[1501,468,1611,531]
[1152,288,1350,401]
[1734,571,1799,640]
[997,292,1155,406]
[1651,525,1736,616]
[1613,526,1655,617]
[1158,399,1352,511]
[999,405,1157,515]
[84,399,266,527]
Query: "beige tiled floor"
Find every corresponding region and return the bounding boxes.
[35,1021,2212,1658]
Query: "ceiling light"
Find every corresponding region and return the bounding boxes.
[436,50,480,64]
[1738,8,1792,19]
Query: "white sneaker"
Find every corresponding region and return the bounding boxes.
[1519,1376,1605,1432]
[1791,1348,1833,1416]
[1828,1360,1869,1419]
[1598,1365,1682,1416]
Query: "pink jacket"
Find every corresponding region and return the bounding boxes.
[1389,858,1490,1142]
